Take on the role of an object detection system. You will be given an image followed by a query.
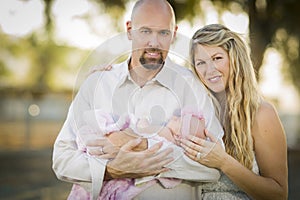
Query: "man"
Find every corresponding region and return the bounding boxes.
[52,0,224,199]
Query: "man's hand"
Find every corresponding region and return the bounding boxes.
[105,138,174,180]
[86,137,119,159]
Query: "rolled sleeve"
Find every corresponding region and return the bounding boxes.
[191,77,224,144]
[52,76,108,199]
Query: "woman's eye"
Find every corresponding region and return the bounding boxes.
[213,56,223,61]
[196,61,206,66]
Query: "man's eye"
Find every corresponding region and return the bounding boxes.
[159,30,171,36]
[140,29,151,34]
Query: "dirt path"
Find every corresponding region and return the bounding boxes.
[0,148,299,199]
[0,149,71,200]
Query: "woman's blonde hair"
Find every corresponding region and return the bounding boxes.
[190,24,262,169]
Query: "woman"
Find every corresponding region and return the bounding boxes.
[180,24,288,199]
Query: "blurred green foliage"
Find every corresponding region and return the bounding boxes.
[0,0,299,94]
[0,31,87,93]
[90,0,300,94]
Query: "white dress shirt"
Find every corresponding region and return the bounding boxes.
[52,57,224,199]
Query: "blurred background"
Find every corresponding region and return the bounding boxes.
[0,0,299,199]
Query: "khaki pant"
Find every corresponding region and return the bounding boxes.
[133,181,202,200]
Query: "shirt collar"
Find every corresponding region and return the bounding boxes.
[116,57,132,87]
[155,57,181,89]
[117,56,177,89]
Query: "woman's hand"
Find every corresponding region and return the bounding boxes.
[180,129,228,170]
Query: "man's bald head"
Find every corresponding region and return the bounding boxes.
[131,0,176,28]
[126,0,178,71]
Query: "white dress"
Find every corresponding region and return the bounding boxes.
[201,158,259,200]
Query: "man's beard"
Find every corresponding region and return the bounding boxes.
[139,49,164,70]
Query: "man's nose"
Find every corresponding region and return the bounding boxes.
[147,33,160,48]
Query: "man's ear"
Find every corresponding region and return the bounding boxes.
[126,21,132,40]
[171,25,178,44]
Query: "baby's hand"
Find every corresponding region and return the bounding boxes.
[87,64,112,76]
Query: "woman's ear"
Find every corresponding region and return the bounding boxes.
[126,21,132,40]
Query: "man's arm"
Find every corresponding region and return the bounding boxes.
[191,77,224,143]
[52,96,106,192]
[106,123,221,182]
[104,138,173,180]
[155,74,224,181]
[104,128,175,180]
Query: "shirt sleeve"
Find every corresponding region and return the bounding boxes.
[52,75,107,199]
[188,76,225,146]
[152,73,224,182]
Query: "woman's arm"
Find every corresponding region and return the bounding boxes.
[222,102,288,199]
[240,101,288,199]
[181,101,288,199]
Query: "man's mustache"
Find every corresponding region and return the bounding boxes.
[143,48,163,53]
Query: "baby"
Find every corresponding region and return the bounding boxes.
[76,107,205,152]
[124,105,206,142]
[74,107,206,200]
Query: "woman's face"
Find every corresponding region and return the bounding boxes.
[194,44,230,93]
